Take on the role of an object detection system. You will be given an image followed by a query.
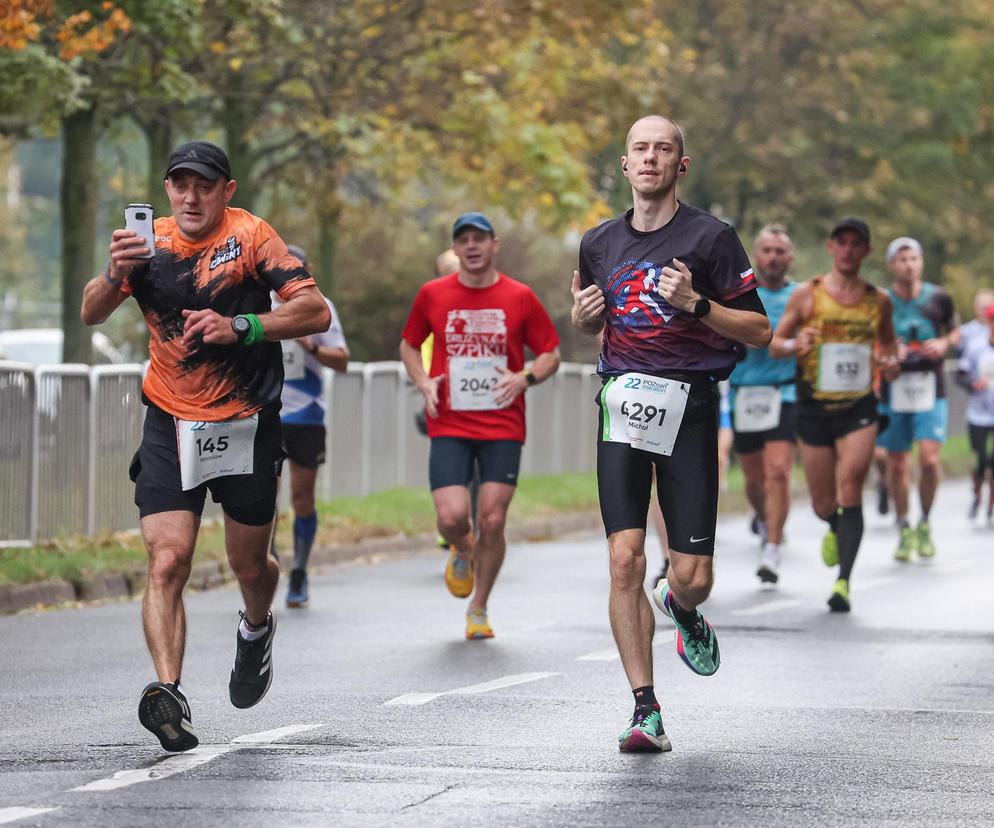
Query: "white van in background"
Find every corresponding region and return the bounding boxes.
[0,329,125,365]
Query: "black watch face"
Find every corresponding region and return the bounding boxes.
[233,316,250,334]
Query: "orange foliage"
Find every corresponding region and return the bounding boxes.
[0,0,52,49]
[0,1,131,58]
[56,6,131,60]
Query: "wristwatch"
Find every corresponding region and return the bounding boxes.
[692,296,712,319]
[524,370,538,387]
[231,314,252,343]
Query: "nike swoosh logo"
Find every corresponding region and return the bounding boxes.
[689,536,711,543]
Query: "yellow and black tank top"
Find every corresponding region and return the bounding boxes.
[797,276,882,409]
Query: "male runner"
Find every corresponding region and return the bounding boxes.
[729,224,798,584]
[80,141,330,752]
[275,244,350,607]
[771,218,899,612]
[876,237,956,561]
[954,288,994,356]
[400,212,561,640]
[571,115,771,753]
[957,303,994,523]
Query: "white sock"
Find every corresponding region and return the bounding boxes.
[239,617,268,641]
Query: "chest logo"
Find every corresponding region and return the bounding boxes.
[607,259,677,329]
[209,236,242,270]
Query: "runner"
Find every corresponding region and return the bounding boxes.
[729,224,798,584]
[770,217,899,612]
[275,244,350,607]
[956,302,994,523]
[571,115,771,753]
[80,141,331,752]
[953,288,994,356]
[400,212,561,640]
[876,237,956,561]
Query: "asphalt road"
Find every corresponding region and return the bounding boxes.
[1,479,992,827]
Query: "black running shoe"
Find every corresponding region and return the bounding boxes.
[749,513,760,535]
[138,681,198,752]
[229,611,276,709]
[877,480,890,516]
[651,558,670,589]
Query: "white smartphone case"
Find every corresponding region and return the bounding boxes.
[124,203,155,259]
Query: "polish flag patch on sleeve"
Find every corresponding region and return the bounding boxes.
[740,268,755,282]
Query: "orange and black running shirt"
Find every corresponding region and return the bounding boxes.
[116,207,317,421]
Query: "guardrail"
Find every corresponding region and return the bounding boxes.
[0,360,602,546]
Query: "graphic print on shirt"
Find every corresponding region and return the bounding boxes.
[444,309,507,357]
[606,259,679,333]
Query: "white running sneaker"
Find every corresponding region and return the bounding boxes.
[756,542,781,584]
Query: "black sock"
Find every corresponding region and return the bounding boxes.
[669,597,698,627]
[836,505,864,581]
[823,508,840,534]
[633,685,658,712]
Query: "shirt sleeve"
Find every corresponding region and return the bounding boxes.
[254,220,316,299]
[523,290,561,355]
[314,299,347,350]
[401,287,432,349]
[578,234,598,290]
[709,226,757,302]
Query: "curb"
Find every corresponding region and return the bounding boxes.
[0,511,603,616]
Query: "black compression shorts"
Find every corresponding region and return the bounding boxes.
[595,383,719,555]
[733,401,798,454]
[428,437,522,490]
[795,394,880,448]
[130,401,284,525]
[281,423,327,469]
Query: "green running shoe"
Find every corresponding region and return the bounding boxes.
[618,707,672,753]
[821,529,838,567]
[916,522,935,558]
[652,582,720,676]
[894,525,916,562]
[827,578,850,612]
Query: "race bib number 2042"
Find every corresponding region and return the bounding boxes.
[601,373,690,456]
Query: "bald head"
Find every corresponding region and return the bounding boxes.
[626,116,685,157]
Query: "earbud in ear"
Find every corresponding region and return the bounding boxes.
[622,164,629,172]
[678,163,687,173]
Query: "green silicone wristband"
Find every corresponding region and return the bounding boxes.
[243,313,264,346]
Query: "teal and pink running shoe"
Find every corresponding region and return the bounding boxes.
[652,582,721,676]
[618,706,672,753]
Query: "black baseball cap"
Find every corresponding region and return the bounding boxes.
[452,212,495,239]
[165,141,232,181]
[830,217,871,244]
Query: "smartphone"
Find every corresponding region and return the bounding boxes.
[124,203,155,259]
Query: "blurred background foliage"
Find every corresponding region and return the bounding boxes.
[1,0,993,362]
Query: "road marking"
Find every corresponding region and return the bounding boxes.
[499,621,559,638]
[731,599,802,617]
[0,808,60,825]
[385,671,560,706]
[576,647,619,662]
[72,724,323,792]
[858,576,898,591]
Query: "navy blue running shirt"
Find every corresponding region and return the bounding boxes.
[579,203,758,379]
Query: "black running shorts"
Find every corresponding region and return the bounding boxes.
[732,401,798,455]
[428,437,522,490]
[130,401,284,523]
[596,383,719,555]
[795,394,880,448]
[282,423,327,469]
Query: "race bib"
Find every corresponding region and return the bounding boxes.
[281,340,306,381]
[817,343,871,394]
[890,371,936,413]
[602,373,689,456]
[176,415,257,491]
[449,356,507,411]
[733,385,782,433]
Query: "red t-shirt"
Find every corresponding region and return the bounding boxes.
[401,273,560,442]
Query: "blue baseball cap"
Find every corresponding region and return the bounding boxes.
[452,212,495,239]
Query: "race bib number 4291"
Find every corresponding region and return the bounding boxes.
[601,373,689,456]
[176,415,257,491]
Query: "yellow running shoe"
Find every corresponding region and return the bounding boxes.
[444,546,474,598]
[466,607,494,640]
[821,529,839,567]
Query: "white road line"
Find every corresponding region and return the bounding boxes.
[385,671,560,706]
[731,598,803,617]
[0,808,60,825]
[576,648,620,662]
[858,576,898,591]
[72,724,323,793]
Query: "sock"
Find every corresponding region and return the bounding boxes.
[836,505,864,582]
[239,616,268,641]
[668,596,698,627]
[897,516,910,530]
[633,685,658,713]
[292,512,318,571]
[823,509,840,534]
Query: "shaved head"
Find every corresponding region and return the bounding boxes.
[626,116,685,156]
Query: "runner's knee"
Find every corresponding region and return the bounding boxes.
[477,510,507,538]
[608,542,645,588]
[146,544,193,589]
[667,556,713,598]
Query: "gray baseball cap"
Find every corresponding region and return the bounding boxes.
[885,237,923,262]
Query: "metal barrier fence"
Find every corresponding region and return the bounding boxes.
[0,359,973,546]
[0,360,601,546]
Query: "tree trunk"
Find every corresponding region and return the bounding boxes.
[145,117,172,218]
[316,200,341,296]
[61,106,98,364]
[223,83,257,211]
